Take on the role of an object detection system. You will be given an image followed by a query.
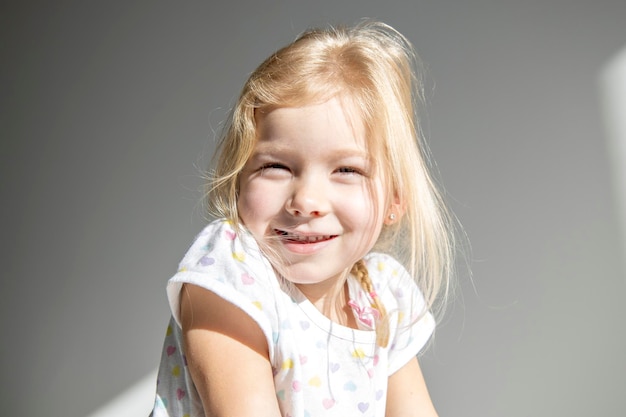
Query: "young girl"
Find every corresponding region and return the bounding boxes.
[151,20,455,417]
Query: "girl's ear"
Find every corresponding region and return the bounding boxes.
[384,194,405,225]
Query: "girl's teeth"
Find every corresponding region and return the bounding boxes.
[275,230,331,242]
[292,235,329,242]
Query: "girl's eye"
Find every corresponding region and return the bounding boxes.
[259,163,291,177]
[336,166,363,175]
[261,163,288,171]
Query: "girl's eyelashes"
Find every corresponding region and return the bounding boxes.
[336,165,370,177]
[255,160,369,178]
[336,166,362,175]
[258,162,292,178]
[260,162,289,171]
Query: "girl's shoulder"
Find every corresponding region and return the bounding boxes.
[169,216,276,289]
[363,252,405,273]
[177,218,260,267]
[363,251,429,319]
[166,219,281,338]
[363,252,416,292]
[364,253,435,367]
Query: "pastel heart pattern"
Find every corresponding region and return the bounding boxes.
[156,397,167,408]
[176,388,186,400]
[397,312,405,323]
[343,381,357,391]
[351,348,366,359]
[308,376,321,387]
[277,390,285,400]
[292,380,302,392]
[282,359,294,369]
[241,272,255,285]
[358,402,369,413]
[199,256,215,266]
[322,398,335,409]
[166,346,176,356]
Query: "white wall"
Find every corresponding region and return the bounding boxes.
[2,1,625,416]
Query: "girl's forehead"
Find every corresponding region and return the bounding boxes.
[255,98,368,147]
[258,93,368,127]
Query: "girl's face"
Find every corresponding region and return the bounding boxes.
[238,96,388,289]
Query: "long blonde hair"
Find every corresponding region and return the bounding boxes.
[207,21,457,344]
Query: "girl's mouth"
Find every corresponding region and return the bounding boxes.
[274,229,337,243]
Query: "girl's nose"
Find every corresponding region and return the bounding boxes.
[286,178,330,218]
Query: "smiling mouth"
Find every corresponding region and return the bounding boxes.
[274,229,337,243]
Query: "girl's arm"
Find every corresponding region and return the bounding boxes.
[385,357,439,417]
[180,283,282,417]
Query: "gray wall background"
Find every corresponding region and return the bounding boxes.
[2,1,625,416]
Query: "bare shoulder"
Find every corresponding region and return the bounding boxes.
[180,283,281,417]
[180,283,269,356]
[386,357,439,417]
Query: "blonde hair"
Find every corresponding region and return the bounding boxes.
[207,21,457,346]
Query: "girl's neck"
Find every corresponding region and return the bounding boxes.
[295,273,358,329]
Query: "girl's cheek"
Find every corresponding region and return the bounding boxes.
[341,187,375,210]
[239,182,282,218]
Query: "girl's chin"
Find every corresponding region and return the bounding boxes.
[276,261,350,287]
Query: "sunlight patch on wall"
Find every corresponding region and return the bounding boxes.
[600,45,626,280]
[85,368,157,417]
